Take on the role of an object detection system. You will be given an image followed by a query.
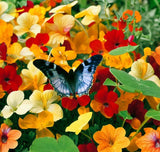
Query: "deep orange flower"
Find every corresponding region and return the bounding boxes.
[0,123,21,152]
[93,124,130,152]
[136,127,160,152]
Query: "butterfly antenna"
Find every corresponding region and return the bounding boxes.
[47,50,52,61]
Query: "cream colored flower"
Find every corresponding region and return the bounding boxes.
[29,90,63,122]
[46,14,75,47]
[0,1,15,22]
[129,59,160,86]
[1,91,32,118]
[14,12,41,36]
[75,5,101,25]
[19,60,47,91]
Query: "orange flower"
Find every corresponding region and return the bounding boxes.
[93,124,130,152]
[136,127,160,152]
[152,46,160,65]
[122,10,141,23]
[0,123,21,152]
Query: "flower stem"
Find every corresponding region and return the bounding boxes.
[130,117,150,141]
[81,131,92,140]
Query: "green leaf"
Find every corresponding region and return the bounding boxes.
[30,136,79,152]
[145,109,160,121]
[118,111,133,120]
[110,68,160,98]
[103,78,117,86]
[109,45,139,55]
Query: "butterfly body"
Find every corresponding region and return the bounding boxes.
[33,55,102,97]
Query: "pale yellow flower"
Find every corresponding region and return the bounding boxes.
[14,12,41,37]
[0,1,15,22]
[29,90,63,122]
[49,1,78,15]
[19,60,47,91]
[75,5,101,25]
[129,59,160,86]
[45,14,75,47]
[1,91,32,118]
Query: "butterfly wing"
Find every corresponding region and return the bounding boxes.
[33,59,73,96]
[74,55,102,96]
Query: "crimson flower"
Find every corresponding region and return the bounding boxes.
[62,95,90,111]
[43,83,54,91]
[0,65,22,93]
[0,42,7,60]
[90,66,115,94]
[78,142,97,152]
[94,85,118,117]
[26,33,49,52]
[11,34,18,44]
[104,29,128,52]
[90,40,105,54]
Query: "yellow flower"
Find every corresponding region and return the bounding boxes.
[14,12,41,37]
[19,60,47,91]
[129,59,160,86]
[18,111,54,138]
[51,46,77,72]
[29,90,63,122]
[0,19,13,47]
[0,85,5,99]
[93,124,130,152]
[75,5,101,25]
[104,53,133,70]
[65,112,92,135]
[45,14,75,47]
[49,1,78,15]
[29,5,48,24]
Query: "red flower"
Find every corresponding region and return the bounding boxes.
[43,83,54,91]
[112,17,127,30]
[90,40,105,54]
[128,99,147,123]
[17,0,34,14]
[90,66,115,94]
[62,95,90,111]
[26,33,49,52]
[0,42,7,60]
[0,65,22,93]
[11,34,18,44]
[78,142,97,152]
[94,85,118,117]
[104,29,128,51]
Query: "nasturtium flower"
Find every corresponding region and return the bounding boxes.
[78,142,98,152]
[152,46,160,66]
[0,123,21,152]
[112,17,127,30]
[19,60,47,90]
[136,127,160,151]
[127,99,147,130]
[0,19,13,47]
[1,91,32,119]
[93,124,130,152]
[127,132,141,152]
[29,90,63,122]
[104,29,128,52]
[0,42,7,61]
[0,85,5,99]
[0,65,22,93]
[18,111,54,138]
[46,14,75,47]
[14,12,41,37]
[65,112,92,135]
[129,59,160,86]
[29,5,48,24]
[41,0,62,7]
[122,10,142,23]
[91,85,118,118]
[49,0,78,15]
[75,5,101,25]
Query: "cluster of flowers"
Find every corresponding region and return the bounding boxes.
[0,0,160,152]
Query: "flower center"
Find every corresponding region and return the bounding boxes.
[104,103,108,107]
[115,42,120,46]
[1,134,8,143]
[155,139,160,148]
[5,77,10,82]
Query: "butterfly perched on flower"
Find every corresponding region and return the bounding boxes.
[33,55,102,97]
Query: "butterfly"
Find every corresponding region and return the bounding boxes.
[33,55,102,97]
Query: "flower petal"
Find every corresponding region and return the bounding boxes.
[1,105,13,118]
